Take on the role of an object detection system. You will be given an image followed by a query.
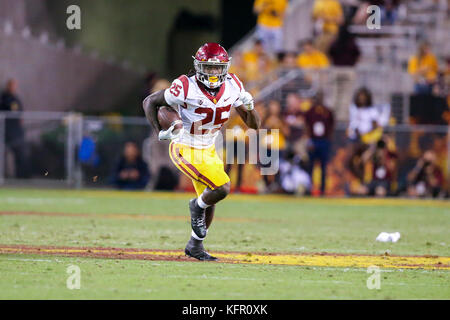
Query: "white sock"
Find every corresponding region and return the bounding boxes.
[191,229,208,241]
[197,195,210,209]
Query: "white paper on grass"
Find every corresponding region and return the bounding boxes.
[376,232,401,243]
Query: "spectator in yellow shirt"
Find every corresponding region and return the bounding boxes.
[311,0,344,52]
[242,39,275,83]
[296,40,329,85]
[297,39,330,70]
[253,0,288,54]
[408,42,439,95]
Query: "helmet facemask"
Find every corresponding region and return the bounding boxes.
[193,57,231,89]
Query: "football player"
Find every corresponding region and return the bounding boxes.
[143,43,260,261]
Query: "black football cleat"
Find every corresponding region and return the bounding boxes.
[189,199,207,239]
[185,248,218,261]
[184,237,218,261]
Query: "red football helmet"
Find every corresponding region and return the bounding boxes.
[193,43,231,89]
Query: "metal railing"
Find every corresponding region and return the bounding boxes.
[254,66,413,122]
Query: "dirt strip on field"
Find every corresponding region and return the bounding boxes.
[1,244,449,270]
[0,211,267,223]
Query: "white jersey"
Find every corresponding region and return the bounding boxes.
[348,103,390,139]
[164,73,245,148]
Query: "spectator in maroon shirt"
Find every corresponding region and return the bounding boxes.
[304,91,335,195]
[328,23,361,121]
[328,23,360,67]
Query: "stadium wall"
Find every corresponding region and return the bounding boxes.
[0,29,143,113]
[42,0,221,77]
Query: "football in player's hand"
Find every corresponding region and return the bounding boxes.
[157,106,182,132]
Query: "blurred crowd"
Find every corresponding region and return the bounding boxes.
[213,0,448,198]
[229,0,450,123]
[1,0,448,198]
[224,85,447,198]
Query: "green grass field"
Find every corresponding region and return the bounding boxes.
[0,188,449,299]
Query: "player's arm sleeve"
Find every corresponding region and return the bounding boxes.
[233,98,244,108]
[164,78,186,107]
[230,74,245,108]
